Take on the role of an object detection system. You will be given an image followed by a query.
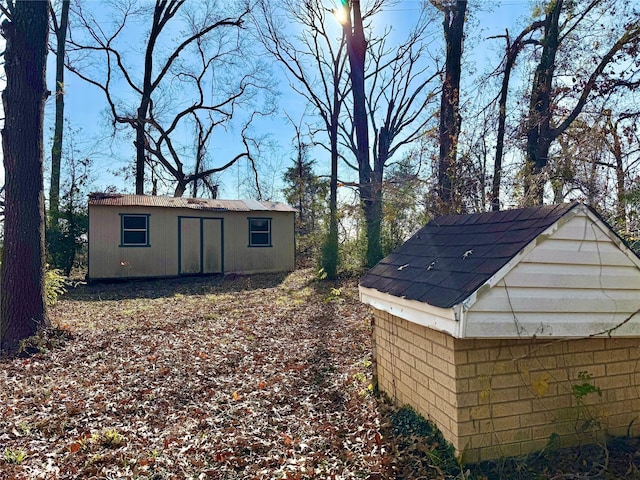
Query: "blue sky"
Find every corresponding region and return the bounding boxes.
[43,0,534,201]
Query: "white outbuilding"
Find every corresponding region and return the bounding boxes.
[360,202,640,461]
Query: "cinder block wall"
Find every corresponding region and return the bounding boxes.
[373,309,640,462]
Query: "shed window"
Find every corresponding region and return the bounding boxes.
[121,214,150,246]
[249,218,271,247]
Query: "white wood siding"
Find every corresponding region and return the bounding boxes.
[464,210,640,337]
[359,286,460,337]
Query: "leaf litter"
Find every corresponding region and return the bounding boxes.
[0,269,449,480]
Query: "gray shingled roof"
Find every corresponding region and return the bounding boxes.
[360,202,580,309]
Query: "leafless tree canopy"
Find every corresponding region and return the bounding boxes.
[66,0,276,197]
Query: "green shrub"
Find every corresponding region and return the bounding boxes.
[338,236,367,277]
[45,268,67,306]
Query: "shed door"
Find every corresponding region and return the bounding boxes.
[179,217,223,275]
[202,218,222,274]
[179,217,201,274]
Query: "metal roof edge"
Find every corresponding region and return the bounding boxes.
[87,193,296,212]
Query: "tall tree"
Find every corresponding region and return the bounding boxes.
[488,22,542,211]
[261,0,440,271]
[68,0,267,196]
[522,0,563,204]
[339,4,440,266]
[432,0,466,213]
[48,0,70,221]
[0,0,50,351]
[340,0,382,266]
[255,0,348,278]
[46,0,72,274]
[522,0,640,204]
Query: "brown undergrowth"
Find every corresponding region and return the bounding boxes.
[0,270,456,479]
[2,269,639,479]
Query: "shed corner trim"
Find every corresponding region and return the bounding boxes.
[359,285,462,337]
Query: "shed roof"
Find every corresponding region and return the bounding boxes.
[361,202,603,308]
[88,193,296,213]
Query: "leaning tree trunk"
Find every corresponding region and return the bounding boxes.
[1,0,50,351]
[493,30,517,212]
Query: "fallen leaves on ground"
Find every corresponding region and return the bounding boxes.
[0,269,448,480]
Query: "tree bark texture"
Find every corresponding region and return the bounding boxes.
[135,1,166,195]
[323,119,340,279]
[1,0,50,351]
[492,33,512,212]
[437,0,466,213]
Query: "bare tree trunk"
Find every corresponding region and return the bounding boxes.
[135,114,147,195]
[134,0,159,196]
[323,119,340,279]
[523,0,562,205]
[435,0,466,213]
[255,0,348,276]
[49,0,70,220]
[491,22,541,211]
[343,0,381,267]
[173,182,187,197]
[1,0,50,351]
[345,0,382,267]
[492,32,512,212]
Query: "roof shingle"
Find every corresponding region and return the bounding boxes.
[360,202,579,308]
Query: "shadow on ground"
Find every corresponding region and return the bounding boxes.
[64,271,290,301]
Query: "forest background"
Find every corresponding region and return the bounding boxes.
[1,0,640,349]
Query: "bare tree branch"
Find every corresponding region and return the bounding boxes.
[66,0,271,196]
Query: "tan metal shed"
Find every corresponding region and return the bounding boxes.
[88,193,296,280]
[360,202,640,462]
